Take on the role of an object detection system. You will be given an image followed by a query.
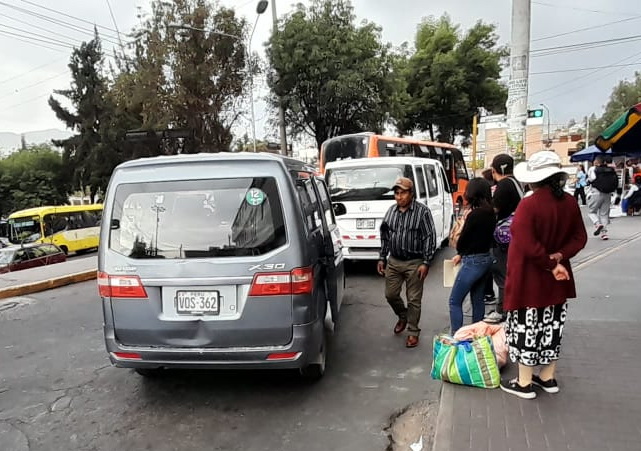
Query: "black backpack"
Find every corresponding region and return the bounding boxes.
[591,166,619,194]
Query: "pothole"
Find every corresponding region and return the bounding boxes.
[384,400,438,451]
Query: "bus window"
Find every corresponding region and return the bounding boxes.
[438,166,452,193]
[324,135,369,164]
[418,145,437,159]
[377,140,414,157]
[8,217,42,244]
[424,164,439,198]
[453,152,469,181]
[414,166,427,199]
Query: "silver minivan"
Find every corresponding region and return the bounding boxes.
[98,153,344,380]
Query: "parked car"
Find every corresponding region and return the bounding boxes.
[0,243,67,274]
[99,152,344,380]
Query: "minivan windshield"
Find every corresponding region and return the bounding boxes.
[109,177,286,259]
[326,164,412,201]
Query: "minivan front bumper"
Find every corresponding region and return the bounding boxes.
[104,318,324,370]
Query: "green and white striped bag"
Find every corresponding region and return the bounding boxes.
[431,334,500,389]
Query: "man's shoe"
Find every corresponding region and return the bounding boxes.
[405,335,419,348]
[484,311,505,324]
[593,224,604,236]
[393,319,407,335]
[532,375,559,394]
[500,378,536,399]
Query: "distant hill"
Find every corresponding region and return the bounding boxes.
[0,129,73,153]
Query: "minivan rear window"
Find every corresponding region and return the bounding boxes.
[109,178,286,259]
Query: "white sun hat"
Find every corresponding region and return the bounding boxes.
[514,151,568,184]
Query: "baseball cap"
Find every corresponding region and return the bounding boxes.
[393,177,413,191]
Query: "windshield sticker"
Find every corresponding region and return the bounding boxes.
[245,188,266,206]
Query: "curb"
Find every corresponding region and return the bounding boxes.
[431,383,454,451]
[0,270,97,300]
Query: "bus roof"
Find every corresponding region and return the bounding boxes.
[8,204,103,219]
[322,133,460,149]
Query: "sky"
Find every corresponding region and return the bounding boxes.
[1,0,641,144]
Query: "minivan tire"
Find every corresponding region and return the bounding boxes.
[299,329,326,382]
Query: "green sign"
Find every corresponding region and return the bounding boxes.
[245,188,266,206]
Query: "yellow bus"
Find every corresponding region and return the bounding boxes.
[7,204,103,254]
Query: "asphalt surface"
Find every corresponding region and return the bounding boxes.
[0,257,456,451]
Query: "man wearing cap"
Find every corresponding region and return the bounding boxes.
[377,176,438,348]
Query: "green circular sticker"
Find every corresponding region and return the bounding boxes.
[245,188,266,206]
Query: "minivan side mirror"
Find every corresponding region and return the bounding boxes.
[111,219,120,230]
[332,203,347,217]
[450,183,458,193]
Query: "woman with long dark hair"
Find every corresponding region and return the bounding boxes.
[448,177,496,333]
[500,151,587,399]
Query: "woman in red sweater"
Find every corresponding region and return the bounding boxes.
[500,151,588,400]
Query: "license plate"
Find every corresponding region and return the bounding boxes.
[356,219,376,229]
[176,291,220,315]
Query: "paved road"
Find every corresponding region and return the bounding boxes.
[0,256,457,451]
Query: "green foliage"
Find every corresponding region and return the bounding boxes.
[398,15,507,142]
[0,145,70,218]
[267,0,399,148]
[592,72,641,138]
[49,32,109,202]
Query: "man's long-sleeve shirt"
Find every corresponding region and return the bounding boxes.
[379,200,437,265]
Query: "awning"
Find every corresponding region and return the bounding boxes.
[569,146,611,162]
[595,103,641,153]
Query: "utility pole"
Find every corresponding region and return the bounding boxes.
[586,116,590,148]
[472,113,478,175]
[506,0,532,161]
[271,0,289,156]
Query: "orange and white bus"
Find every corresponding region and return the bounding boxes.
[319,133,469,211]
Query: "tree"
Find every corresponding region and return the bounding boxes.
[118,0,251,152]
[593,71,641,138]
[267,0,399,149]
[0,145,71,217]
[49,32,109,202]
[399,15,507,142]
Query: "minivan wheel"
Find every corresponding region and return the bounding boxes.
[134,368,165,378]
[299,330,326,382]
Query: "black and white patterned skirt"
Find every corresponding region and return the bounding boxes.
[505,303,568,367]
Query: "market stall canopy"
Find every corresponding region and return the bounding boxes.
[570,146,612,162]
[595,103,641,153]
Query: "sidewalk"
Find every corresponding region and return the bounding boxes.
[0,256,96,300]
[432,215,641,451]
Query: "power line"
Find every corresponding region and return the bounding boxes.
[531,62,641,75]
[104,0,124,52]
[0,1,122,44]
[0,30,69,53]
[532,34,641,57]
[0,58,64,84]
[533,15,641,43]
[17,0,120,34]
[0,23,77,47]
[0,28,74,49]
[0,16,94,47]
[530,47,641,97]
[532,1,640,17]
[0,71,68,100]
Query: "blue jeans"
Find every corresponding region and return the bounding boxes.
[449,253,494,334]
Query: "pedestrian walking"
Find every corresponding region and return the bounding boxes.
[588,155,618,240]
[448,178,496,333]
[500,151,587,400]
[574,165,587,206]
[377,177,438,348]
[485,154,523,324]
